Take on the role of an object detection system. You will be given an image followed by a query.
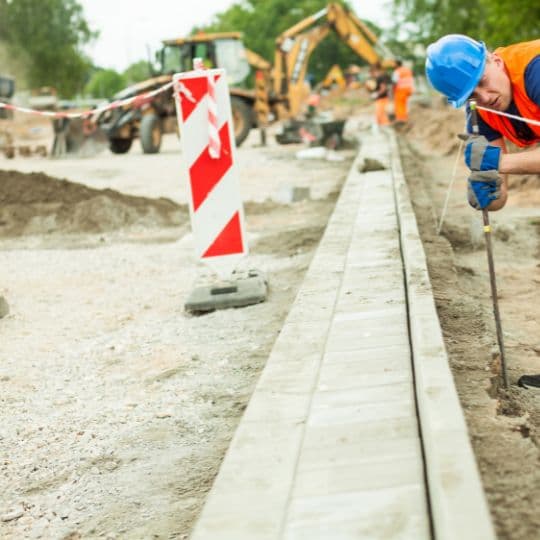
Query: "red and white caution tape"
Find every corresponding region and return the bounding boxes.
[476,105,540,128]
[193,57,221,159]
[0,81,174,120]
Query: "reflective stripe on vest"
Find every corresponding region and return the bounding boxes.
[478,40,540,147]
[394,66,414,91]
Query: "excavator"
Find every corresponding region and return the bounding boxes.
[53,3,393,156]
[271,2,394,118]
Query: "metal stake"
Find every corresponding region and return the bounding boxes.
[469,100,508,388]
[481,209,508,388]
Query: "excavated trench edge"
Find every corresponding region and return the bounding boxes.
[388,129,496,540]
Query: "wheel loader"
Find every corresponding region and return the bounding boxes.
[53,33,258,157]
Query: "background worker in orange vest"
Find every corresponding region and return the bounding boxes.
[426,35,540,211]
[392,59,415,125]
[369,62,392,128]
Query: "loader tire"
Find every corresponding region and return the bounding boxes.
[140,113,162,154]
[110,138,132,154]
[231,97,251,147]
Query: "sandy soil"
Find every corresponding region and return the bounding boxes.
[400,103,540,540]
[0,125,354,539]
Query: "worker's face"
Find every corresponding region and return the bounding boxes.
[469,54,512,111]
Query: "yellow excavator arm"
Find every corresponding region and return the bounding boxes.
[320,64,346,90]
[273,2,394,116]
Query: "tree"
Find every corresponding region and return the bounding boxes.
[123,61,152,85]
[390,0,539,49]
[0,0,96,97]
[479,0,540,46]
[84,69,126,99]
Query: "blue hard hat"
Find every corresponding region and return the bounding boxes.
[425,34,487,108]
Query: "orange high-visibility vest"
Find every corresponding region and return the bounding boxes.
[478,40,540,147]
[393,66,415,93]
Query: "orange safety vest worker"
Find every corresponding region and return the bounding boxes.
[392,63,415,122]
[477,40,540,147]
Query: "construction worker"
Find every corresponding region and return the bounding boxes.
[370,62,392,127]
[392,59,415,124]
[425,35,540,211]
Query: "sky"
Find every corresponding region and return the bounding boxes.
[79,0,393,72]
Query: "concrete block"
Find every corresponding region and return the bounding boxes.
[257,352,321,394]
[322,345,411,370]
[313,381,415,410]
[271,319,332,357]
[284,486,430,540]
[329,314,408,338]
[299,433,422,469]
[325,323,409,353]
[333,306,407,323]
[303,416,420,449]
[341,264,403,283]
[336,283,405,304]
[292,455,426,497]
[345,249,401,269]
[241,388,311,423]
[192,421,303,540]
[308,398,416,427]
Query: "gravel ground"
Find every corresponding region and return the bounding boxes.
[0,125,355,539]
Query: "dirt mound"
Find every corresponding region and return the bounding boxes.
[407,103,465,156]
[0,170,188,237]
[253,226,325,256]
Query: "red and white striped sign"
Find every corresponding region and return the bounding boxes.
[173,68,247,277]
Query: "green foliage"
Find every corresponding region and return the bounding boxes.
[202,0,382,83]
[391,0,539,49]
[84,69,126,99]
[123,61,152,85]
[479,0,540,47]
[0,0,95,97]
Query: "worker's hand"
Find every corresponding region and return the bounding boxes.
[463,135,501,172]
[467,170,502,210]
[370,92,379,100]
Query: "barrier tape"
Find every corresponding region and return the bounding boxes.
[0,81,174,120]
[192,58,221,159]
[476,105,540,128]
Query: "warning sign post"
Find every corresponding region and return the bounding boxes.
[174,65,267,313]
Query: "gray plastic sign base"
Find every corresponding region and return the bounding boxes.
[185,269,268,314]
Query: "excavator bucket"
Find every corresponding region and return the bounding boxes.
[51,117,108,158]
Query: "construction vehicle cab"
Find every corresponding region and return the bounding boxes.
[158,33,256,145]
[160,32,250,85]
